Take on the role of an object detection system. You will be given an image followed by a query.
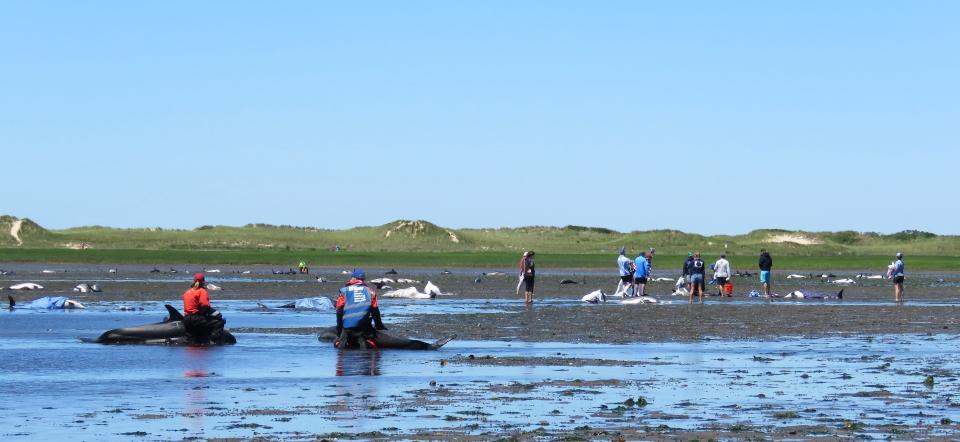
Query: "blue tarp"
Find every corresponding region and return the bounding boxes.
[294,297,334,310]
[26,296,69,309]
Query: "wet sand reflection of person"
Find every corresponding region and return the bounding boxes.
[182,346,212,437]
[336,349,382,377]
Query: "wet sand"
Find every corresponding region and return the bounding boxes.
[2,264,960,440]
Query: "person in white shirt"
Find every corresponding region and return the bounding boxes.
[713,254,732,297]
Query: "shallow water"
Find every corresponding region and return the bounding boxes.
[1,308,959,440]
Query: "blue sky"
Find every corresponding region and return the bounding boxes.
[1,1,956,234]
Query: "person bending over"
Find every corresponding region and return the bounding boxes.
[335,269,387,349]
[182,273,226,343]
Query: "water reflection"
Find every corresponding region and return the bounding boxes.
[336,350,382,376]
[182,346,212,436]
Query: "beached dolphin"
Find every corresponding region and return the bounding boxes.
[784,289,844,299]
[150,268,162,273]
[560,277,586,285]
[73,283,101,293]
[829,278,856,285]
[483,272,506,276]
[381,287,434,299]
[621,296,659,304]
[317,326,453,350]
[83,305,236,346]
[440,269,452,275]
[8,283,43,290]
[786,274,807,279]
[255,297,335,311]
[855,274,883,279]
[41,269,57,274]
[396,278,420,284]
[108,269,117,274]
[205,283,223,291]
[581,289,607,303]
[385,269,399,275]
[651,277,674,282]
[8,295,85,309]
[316,276,329,283]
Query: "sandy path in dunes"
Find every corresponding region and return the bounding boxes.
[10,219,23,246]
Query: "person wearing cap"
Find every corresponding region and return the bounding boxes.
[182,273,226,343]
[515,251,529,296]
[758,249,773,297]
[890,252,905,302]
[335,269,387,349]
[522,251,536,303]
[615,247,635,297]
[646,247,656,270]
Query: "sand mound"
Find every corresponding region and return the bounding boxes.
[766,233,823,246]
[10,219,23,246]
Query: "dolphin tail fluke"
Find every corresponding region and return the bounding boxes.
[164,304,184,322]
[7,295,14,309]
[837,289,844,299]
[430,335,456,350]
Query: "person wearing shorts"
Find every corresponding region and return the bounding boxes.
[758,249,773,296]
[615,247,635,297]
[522,251,536,304]
[891,252,905,302]
[713,254,731,297]
[685,251,706,303]
[633,251,650,297]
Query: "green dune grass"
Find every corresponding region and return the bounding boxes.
[1,216,957,270]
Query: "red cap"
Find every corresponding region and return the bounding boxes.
[193,273,205,281]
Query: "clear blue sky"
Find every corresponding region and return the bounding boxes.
[1,1,956,234]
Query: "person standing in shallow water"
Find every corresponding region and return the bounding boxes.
[890,252,905,302]
[522,251,536,303]
[758,249,773,297]
[515,251,529,296]
[686,252,706,303]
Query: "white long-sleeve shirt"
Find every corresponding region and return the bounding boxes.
[714,258,731,278]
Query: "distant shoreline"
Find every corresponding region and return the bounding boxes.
[0,249,955,271]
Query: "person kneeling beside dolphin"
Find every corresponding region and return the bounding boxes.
[182,273,226,343]
[335,269,388,349]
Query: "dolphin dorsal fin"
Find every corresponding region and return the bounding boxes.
[164,304,184,322]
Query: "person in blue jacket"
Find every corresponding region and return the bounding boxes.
[633,251,651,297]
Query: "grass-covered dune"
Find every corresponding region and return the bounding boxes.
[1,216,957,269]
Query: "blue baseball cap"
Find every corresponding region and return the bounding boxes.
[351,269,366,280]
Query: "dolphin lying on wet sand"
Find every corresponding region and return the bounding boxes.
[83,305,236,346]
[317,326,454,350]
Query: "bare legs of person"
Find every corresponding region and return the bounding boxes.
[894,281,904,302]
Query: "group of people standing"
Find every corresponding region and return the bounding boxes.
[614,247,655,298]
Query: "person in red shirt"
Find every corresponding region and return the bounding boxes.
[182,273,226,343]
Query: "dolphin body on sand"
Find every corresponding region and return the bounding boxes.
[785,289,844,299]
[317,327,454,350]
[8,283,44,290]
[8,295,85,309]
[73,283,101,293]
[82,305,236,346]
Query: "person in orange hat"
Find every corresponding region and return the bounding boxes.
[182,273,226,343]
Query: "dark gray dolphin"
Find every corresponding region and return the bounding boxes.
[317,326,453,350]
[83,305,236,346]
[385,269,399,275]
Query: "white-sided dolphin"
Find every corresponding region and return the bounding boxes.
[317,326,454,350]
[83,305,236,346]
[8,283,43,290]
[73,283,101,293]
